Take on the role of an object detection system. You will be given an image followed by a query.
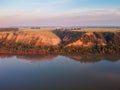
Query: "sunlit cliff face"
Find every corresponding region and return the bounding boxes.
[0,31,61,46]
[67,32,106,47]
[0,29,120,48]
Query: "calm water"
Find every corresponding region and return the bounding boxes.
[0,54,120,90]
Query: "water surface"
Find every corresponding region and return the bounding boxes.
[0,54,120,90]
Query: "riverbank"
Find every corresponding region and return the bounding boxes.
[0,27,120,55]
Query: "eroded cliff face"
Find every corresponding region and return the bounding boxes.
[66,32,107,47]
[0,31,61,47]
[0,30,120,48]
[62,31,120,47]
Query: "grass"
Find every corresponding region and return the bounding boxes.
[18,28,58,38]
[0,27,120,33]
[19,28,55,32]
[71,28,120,32]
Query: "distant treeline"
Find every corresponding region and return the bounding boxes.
[30,27,41,29]
[0,28,19,32]
[55,27,81,31]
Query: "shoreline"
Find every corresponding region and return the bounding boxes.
[0,48,120,55]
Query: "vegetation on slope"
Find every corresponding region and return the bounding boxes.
[0,28,120,55]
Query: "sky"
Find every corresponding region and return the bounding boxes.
[0,0,120,27]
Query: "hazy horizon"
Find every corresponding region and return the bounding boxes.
[0,0,120,27]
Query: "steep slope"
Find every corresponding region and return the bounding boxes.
[0,30,61,47]
[66,32,107,47]
[0,28,120,50]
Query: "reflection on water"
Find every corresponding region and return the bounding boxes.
[0,54,120,90]
[0,54,120,63]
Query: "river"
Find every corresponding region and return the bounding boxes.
[0,54,120,90]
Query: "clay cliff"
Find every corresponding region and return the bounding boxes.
[0,30,61,47]
[0,28,120,50]
[53,30,120,47]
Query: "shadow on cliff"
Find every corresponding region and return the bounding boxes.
[52,30,86,46]
[52,30,120,47]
